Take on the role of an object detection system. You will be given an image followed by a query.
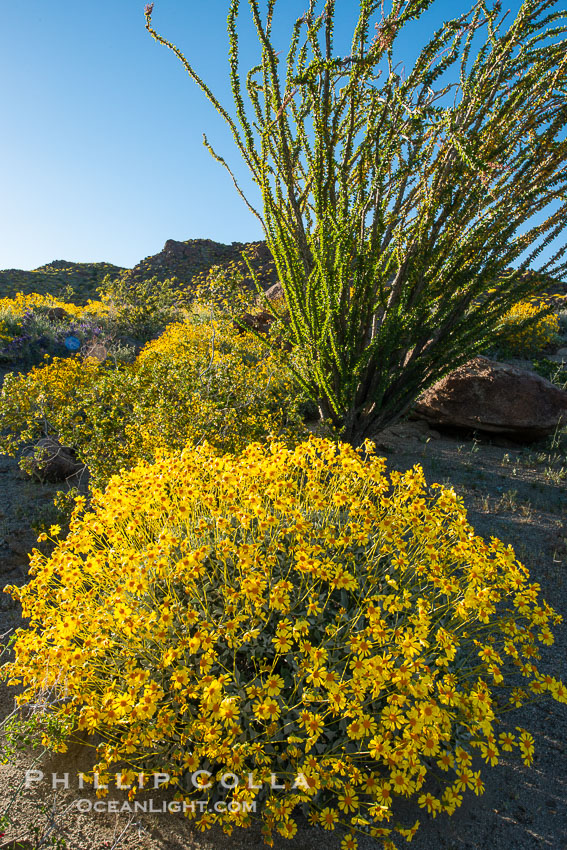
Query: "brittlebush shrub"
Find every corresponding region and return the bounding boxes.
[495,299,559,356]
[0,292,110,365]
[0,292,108,321]
[97,273,188,341]
[0,316,304,486]
[3,439,565,848]
[132,320,303,459]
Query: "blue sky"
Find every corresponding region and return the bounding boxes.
[0,0,563,271]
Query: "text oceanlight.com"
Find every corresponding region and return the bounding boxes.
[73,799,256,814]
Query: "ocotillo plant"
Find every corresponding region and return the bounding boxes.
[145,0,567,445]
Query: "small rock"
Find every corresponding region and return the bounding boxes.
[262,281,285,303]
[233,311,274,335]
[22,436,83,483]
[45,306,69,322]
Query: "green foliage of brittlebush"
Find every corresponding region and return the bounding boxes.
[0,312,305,487]
[2,438,566,848]
[97,273,189,341]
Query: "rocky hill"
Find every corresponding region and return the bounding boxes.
[117,237,278,294]
[0,239,279,305]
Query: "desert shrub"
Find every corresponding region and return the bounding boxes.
[3,438,565,847]
[191,259,260,315]
[0,355,146,483]
[131,319,304,457]
[0,357,102,457]
[0,314,305,486]
[0,292,111,366]
[0,292,109,326]
[495,299,560,357]
[0,292,80,318]
[97,274,188,342]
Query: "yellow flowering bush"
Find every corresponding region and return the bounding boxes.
[0,291,108,320]
[133,319,304,456]
[3,438,565,848]
[0,291,112,366]
[496,299,559,356]
[0,316,304,485]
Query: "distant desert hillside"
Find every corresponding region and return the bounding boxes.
[1,239,564,306]
[0,260,126,305]
[0,239,279,304]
